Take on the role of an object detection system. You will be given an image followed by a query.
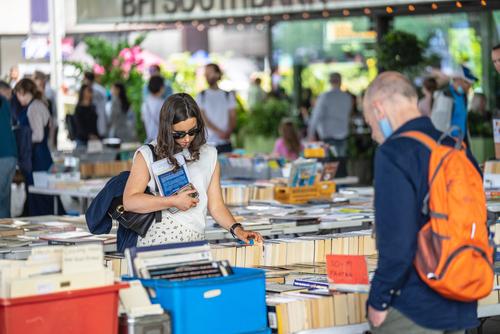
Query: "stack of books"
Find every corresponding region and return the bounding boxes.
[209,231,376,268]
[126,241,233,282]
[266,291,368,333]
[0,244,114,298]
[221,183,251,206]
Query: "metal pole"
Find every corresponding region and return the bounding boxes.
[48,0,65,149]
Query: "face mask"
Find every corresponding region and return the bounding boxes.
[456,86,465,95]
[378,118,393,139]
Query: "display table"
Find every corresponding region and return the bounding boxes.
[296,304,500,334]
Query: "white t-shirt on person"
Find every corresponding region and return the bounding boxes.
[195,89,236,146]
[133,143,218,235]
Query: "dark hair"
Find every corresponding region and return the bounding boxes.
[14,78,43,101]
[77,84,93,106]
[113,82,130,114]
[148,75,164,95]
[156,93,207,167]
[279,118,301,157]
[0,80,10,91]
[205,63,222,81]
[493,44,500,52]
[422,77,438,110]
[33,70,47,82]
[84,71,95,83]
[330,72,342,86]
[150,64,161,73]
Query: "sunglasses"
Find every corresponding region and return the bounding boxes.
[172,127,200,139]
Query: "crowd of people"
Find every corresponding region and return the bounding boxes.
[1,44,499,220]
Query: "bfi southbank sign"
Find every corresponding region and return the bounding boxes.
[76,0,447,23]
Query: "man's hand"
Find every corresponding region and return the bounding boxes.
[368,305,388,328]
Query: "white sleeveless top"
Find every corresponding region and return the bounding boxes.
[134,143,218,234]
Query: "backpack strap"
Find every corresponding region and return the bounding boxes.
[397,131,443,218]
[398,131,438,151]
[145,143,162,223]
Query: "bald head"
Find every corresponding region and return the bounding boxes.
[363,71,421,144]
[364,71,417,105]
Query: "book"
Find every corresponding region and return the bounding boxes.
[320,162,339,181]
[288,159,317,187]
[293,275,329,289]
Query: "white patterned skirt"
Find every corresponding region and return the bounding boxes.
[137,215,204,247]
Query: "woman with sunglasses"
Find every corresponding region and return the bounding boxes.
[123,93,262,246]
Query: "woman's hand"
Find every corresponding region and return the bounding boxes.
[169,189,199,211]
[233,226,263,244]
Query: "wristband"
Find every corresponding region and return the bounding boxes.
[229,223,243,238]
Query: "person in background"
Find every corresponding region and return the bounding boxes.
[247,77,266,110]
[418,77,438,117]
[468,92,493,139]
[14,78,64,216]
[308,72,352,157]
[83,71,108,138]
[492,44,500,74]
[142,75,166,143]
[109,82,136,142]
[143,64,173,100]
[196,63,236,154]
[0,86,17,218]
[123,93,262,246]
[298,88,314,138]
[273,118,302,161]
[8,66,19,88]
[33,71,58,150]
[430,65,477,138]
[363,72,478,334]
[0,80,12,100]
[74,84,99,147]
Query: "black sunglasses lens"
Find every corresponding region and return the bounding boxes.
[173,128,199,139]
[188,128,200,136]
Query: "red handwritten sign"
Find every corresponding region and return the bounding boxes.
[326,255,369,285]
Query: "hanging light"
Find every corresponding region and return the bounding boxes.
[245,16,253,23]
[256,23,264,31]
[282,13,290,20]
[237,24,244,31]
[227,17,234,24]
[456,1,462,8]
[481,0,487,6]
[263,15,271,22]
[342,9,350,16]
[322,10,330,18]
[302,12,310,19]
[431,3,438,10]
[364,8,371,15]
[209,19,217,26]
[408,5,416,12]
[386,6,393,14]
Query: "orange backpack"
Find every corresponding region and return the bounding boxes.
[400,130,494,302]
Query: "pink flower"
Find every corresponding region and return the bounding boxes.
[93,63,105,75]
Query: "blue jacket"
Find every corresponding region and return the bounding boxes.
[368,117,479,330]
[85,171,137,253]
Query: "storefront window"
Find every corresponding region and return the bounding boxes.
[272,17,376,98]
[394,13,483,89]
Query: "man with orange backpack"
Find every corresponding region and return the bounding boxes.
[363,72,493,333]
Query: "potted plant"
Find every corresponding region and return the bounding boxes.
[242,97,292,154]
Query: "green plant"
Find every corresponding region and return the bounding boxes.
[376,30,425,77]
[244,98,292,138]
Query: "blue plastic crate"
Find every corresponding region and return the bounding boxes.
[127,267,268,334]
